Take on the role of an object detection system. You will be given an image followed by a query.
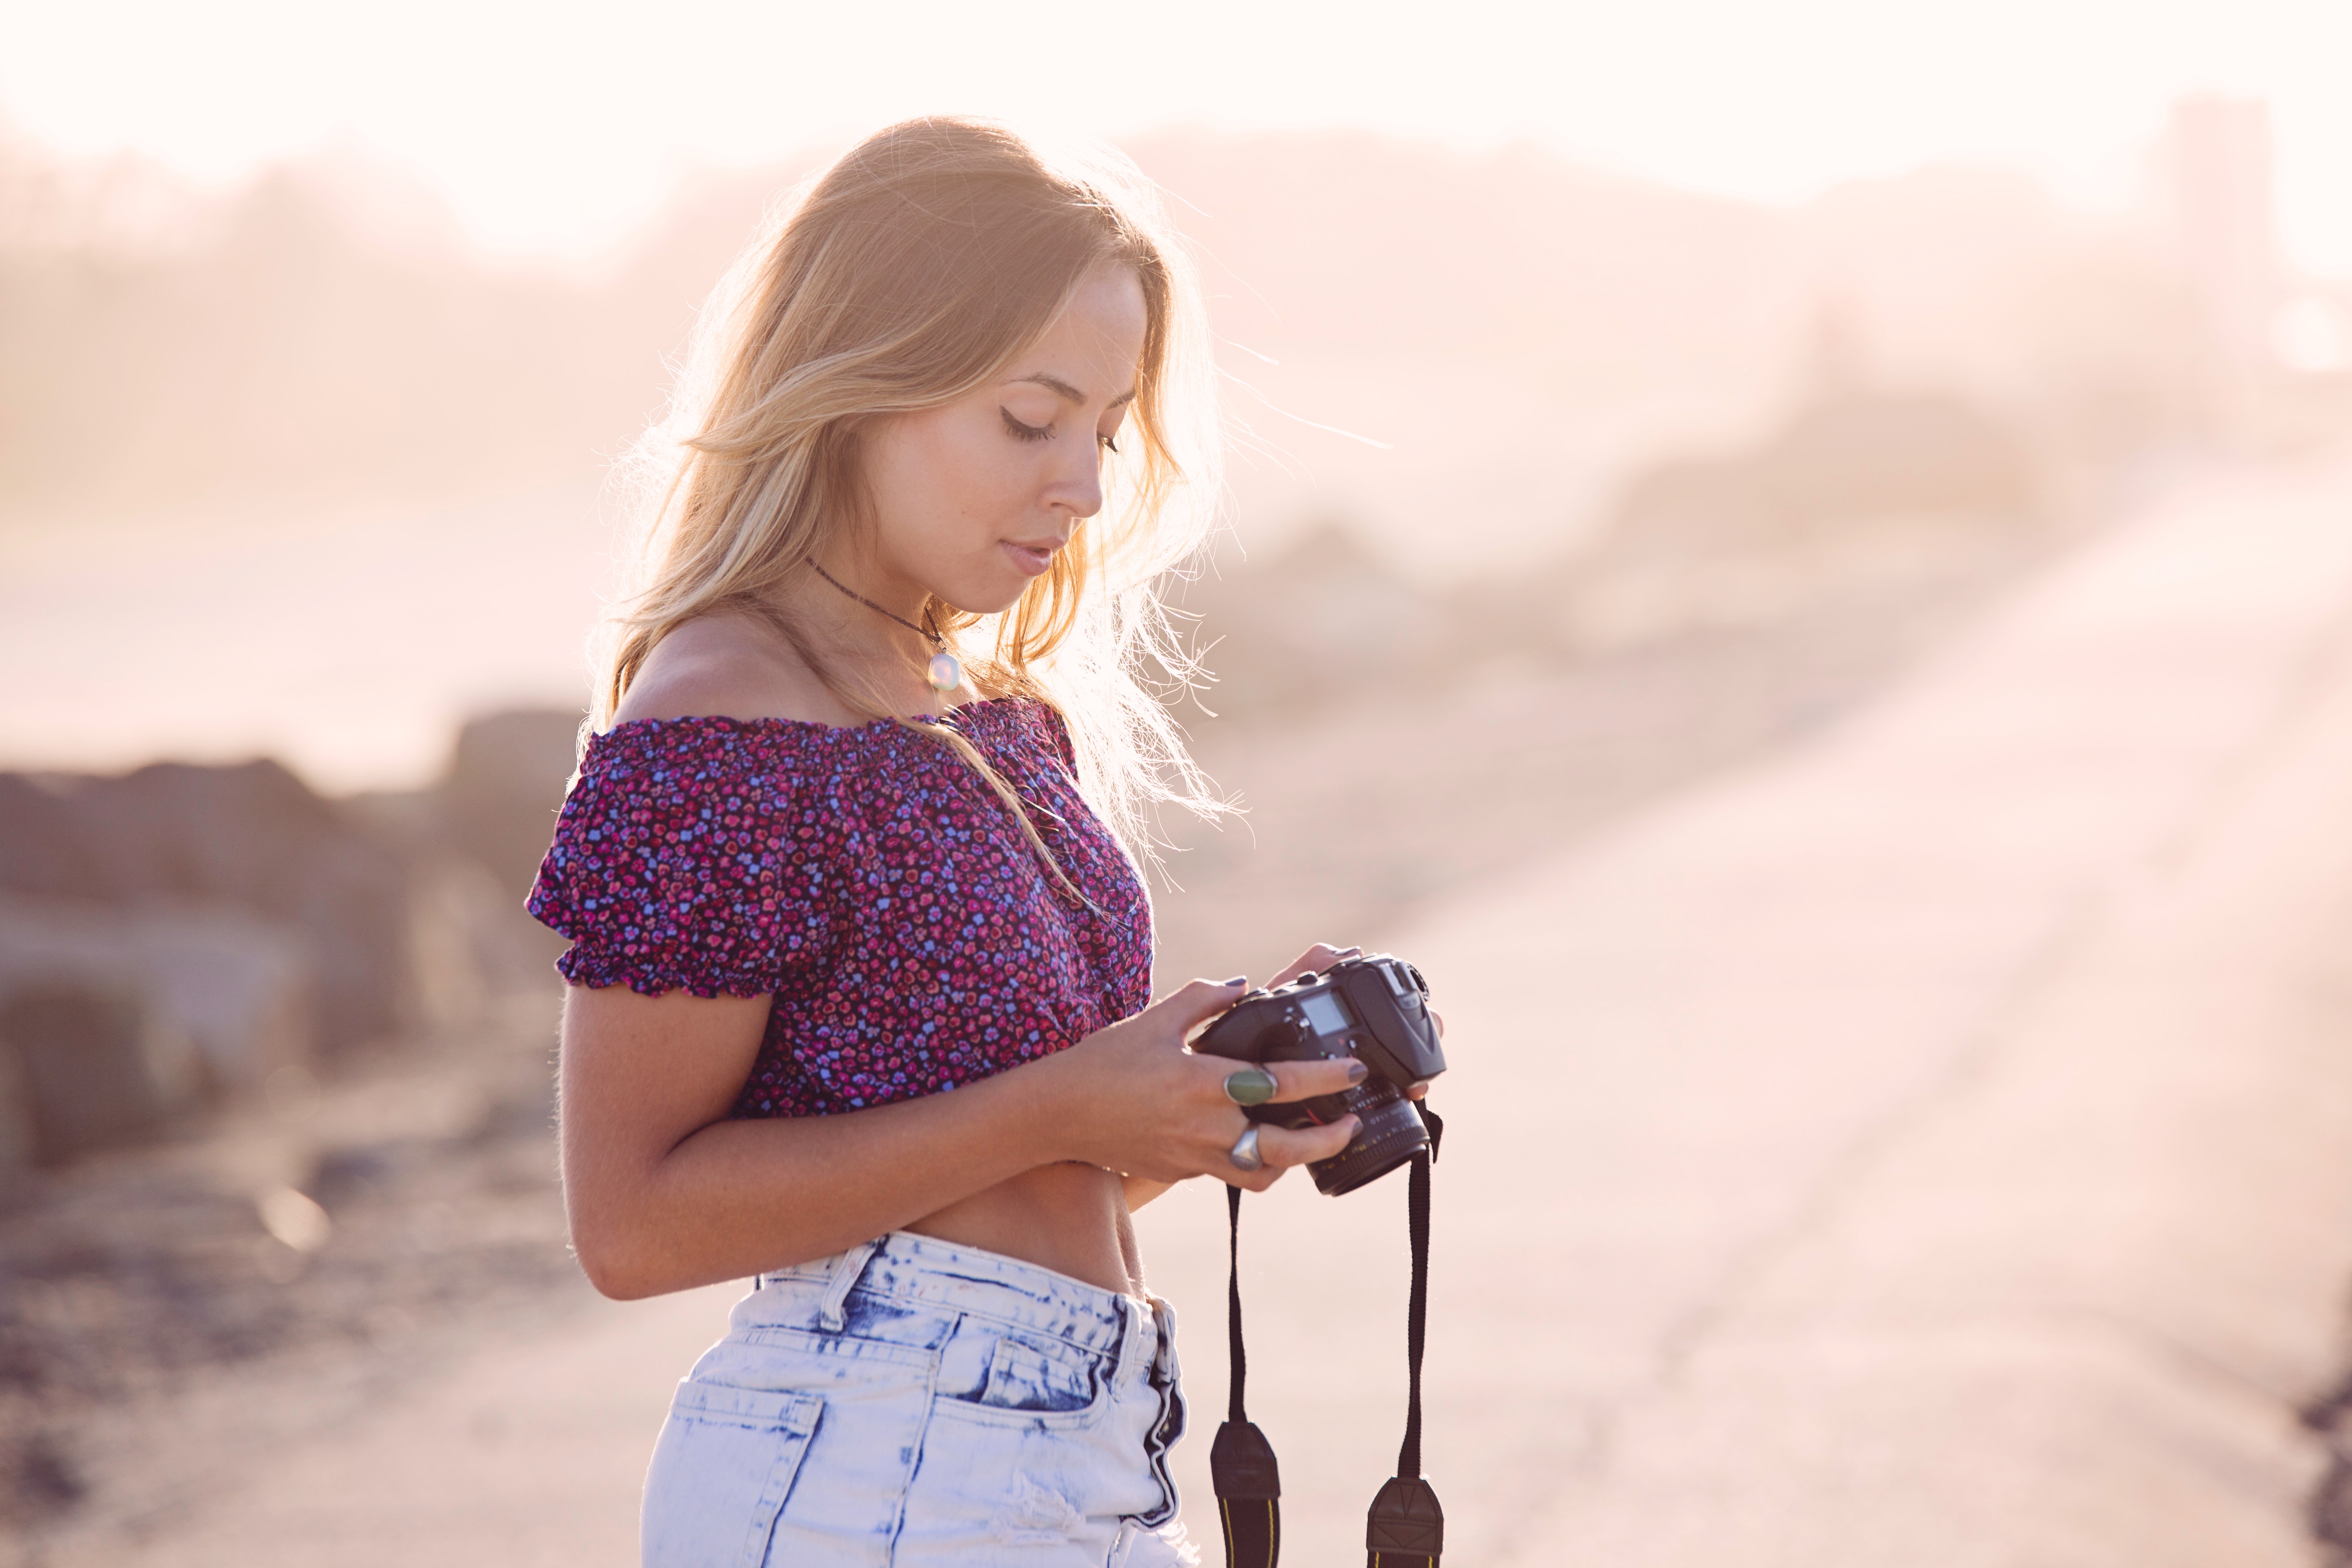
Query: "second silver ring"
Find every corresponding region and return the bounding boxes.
[1227,1125,1265,1173]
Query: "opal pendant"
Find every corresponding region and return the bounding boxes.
[927,650,963,693]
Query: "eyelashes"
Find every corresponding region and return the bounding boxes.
[1000,406,1120,454]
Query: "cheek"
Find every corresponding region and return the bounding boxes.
[905,422,1033,530]
[871,421,968,526]
[867,410,1047,576]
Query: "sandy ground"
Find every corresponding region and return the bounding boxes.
[17,459,2352,1564]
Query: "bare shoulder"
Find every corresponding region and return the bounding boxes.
[612,613,858,728]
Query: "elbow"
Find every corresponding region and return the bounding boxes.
[576,1248,660,1302]
[568,1211,670,1301]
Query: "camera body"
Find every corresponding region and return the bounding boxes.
[1193,953,1446,1196]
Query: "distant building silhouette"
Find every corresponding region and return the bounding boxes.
[2166,96,2282,424]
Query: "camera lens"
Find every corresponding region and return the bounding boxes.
[1305,1079,1430,1197]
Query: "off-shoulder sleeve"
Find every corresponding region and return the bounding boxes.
[1023,699,1080,777]
[525,723,840,997]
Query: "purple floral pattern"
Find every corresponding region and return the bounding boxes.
[526,699,1152,1119]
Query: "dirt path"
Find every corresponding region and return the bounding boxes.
[1135,455,2352,1566]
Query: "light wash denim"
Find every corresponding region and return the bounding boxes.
[641,1231,1196,1566]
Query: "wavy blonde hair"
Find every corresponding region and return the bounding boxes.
[596,118,1226,872]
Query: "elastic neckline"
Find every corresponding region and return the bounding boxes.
[590,696,1030,748]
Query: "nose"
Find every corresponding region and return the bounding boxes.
[1043,439,1105,521]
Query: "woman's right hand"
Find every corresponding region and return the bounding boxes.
[1036,979,1364,1192]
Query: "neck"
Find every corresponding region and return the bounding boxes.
[765,556,953,712]
[811,546,929,626]
[810,561,935,645]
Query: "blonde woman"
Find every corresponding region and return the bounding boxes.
[528,119,1365,1566]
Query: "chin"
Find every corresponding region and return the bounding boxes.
[942,576,1034,619]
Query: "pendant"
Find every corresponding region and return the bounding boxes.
[927,650,963,693]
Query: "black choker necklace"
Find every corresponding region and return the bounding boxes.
[808,561,964,695]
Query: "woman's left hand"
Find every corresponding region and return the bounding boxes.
[1267,941,1443,1097]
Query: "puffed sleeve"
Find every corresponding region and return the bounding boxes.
[525,721,840,997]
[1026,698,1082,778]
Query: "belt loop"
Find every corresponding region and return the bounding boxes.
[816,1238,882,1334]
[1128,1295,1158,1385]
[1151,1297,1178,1381]
[1111,1295,1139,1383]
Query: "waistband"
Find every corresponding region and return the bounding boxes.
[755,1231,1158,1363]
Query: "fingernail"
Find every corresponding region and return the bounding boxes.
[1345,1060,1369,1084]
[1339,945,1364,956]
[1222,976,1247,988]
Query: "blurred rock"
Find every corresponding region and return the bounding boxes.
[1174,526,1451,720]
[65,760,415,1053]
[0,1036,32,1189]
[1175,389,2049,724]
[0,893,307,1097]
[0,775,101,896]
[439,710,581,902]
[1612,390,2037,544]
[0,758,467,1065]
[0,985,180,1165]
[347,707,579,993]
[1564,388,2047,647]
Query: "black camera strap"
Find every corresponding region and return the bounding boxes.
[1210,1103,1445,1568]
[1211,1181,1283,1568]
[1366,1103,1444,1568]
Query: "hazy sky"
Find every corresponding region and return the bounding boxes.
[6,0,2352,273]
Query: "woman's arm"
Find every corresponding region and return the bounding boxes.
[561,977,1362,1299]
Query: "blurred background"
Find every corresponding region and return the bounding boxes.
[6,2,2352,1564]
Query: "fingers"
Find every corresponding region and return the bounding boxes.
[1248,1116,1357,1175]
[1151,976,1251,1036]
[1221,1121,1359,1192]
[1259,1054,1368,1104]
[1267,941,1363,989]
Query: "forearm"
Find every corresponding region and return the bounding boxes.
[1122,1176,1176,1210]
[568,1059,1071,1299]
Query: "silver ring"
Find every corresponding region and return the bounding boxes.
[1223,1067,1277,1107]
[1227,1125,1265,1173]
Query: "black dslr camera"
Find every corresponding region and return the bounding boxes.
[1194,953,1446,1196]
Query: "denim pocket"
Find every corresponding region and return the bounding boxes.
[641,1382,824,1568]
[933,1318,1110,1426]
[983,1335,1098,1413]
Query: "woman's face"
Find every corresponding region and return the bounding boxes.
[855,263,1148,616]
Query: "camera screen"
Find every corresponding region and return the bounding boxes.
[1299,992,1350,1037]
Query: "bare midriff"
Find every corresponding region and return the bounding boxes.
[904,1161,1143,1296]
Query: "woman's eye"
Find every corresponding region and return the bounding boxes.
[1001,408,1053,443]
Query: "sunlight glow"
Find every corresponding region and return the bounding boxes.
[5,0,2351,274]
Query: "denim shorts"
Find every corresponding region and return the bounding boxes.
[641,1231,1195,1567]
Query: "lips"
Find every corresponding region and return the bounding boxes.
[1002,539,1062,577]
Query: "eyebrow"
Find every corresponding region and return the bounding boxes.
[1009,373,1138,410]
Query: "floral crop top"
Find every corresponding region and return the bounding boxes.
[526,699,1153,1119]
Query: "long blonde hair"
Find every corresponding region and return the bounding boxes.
[597,118,1226,869]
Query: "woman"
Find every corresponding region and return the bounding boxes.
[529,118,1368,1566]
